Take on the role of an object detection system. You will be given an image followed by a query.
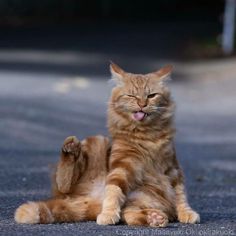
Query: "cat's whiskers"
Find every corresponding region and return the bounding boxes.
[156,106,167,111]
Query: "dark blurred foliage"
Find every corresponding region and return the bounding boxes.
[0,0,231,58]
[0,0,224,26]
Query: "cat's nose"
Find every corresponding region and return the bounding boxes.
[138,100,147,108]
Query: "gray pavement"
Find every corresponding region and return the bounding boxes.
[0,25,236,236]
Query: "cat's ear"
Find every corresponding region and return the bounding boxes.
[110,62,126,86]
[152,65,173,82]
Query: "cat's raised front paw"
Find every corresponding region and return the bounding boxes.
[62,136,81,159]
[178,209,200,224]
[96,212,120,225]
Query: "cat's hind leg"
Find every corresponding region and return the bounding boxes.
[15,135,109,224]
[122,207,168,227]
[55,136,85,194]
[122,184,176,227]
[15,196,101,224]
[54,135,110,195]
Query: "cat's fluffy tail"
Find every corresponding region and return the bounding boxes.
[15,196,101,224]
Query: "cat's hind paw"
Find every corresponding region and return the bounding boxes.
[15,202,40,224]
[146,210,168,227]
[62,136,81,159]
[178,209,200,224]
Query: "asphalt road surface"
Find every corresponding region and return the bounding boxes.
[0,26,236,236]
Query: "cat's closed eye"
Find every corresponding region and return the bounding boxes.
[147,93,159,99]
[126,94,136,98]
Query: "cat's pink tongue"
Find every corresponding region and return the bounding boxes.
[133,111,146,121]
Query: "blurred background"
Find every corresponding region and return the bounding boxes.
[0,1,236,235]
[0,0,235,76]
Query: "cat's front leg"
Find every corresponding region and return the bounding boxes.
[175,182,200,224]
[96,183,125,225]
[55,136,85,194]
[97,150,142,225]
[169,149,200,224]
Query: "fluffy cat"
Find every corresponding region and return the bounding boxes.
[15,63,200,227]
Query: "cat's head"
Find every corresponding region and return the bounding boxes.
[109,62,174,125]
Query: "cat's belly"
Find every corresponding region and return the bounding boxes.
[73,177,106,201]
[127,181,175,209]
[88,177,106,200]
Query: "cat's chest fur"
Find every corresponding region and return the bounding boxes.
[113,134,172,171]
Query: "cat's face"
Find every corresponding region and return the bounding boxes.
[109,63,173,124]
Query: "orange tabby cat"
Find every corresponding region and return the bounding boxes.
[15,63,200,227]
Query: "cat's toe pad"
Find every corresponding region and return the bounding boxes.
[178,209,200,224]
[15,202,40,224]
[147,210,168,227]
[62,136,81,157]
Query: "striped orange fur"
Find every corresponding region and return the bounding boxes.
[97,63,200,226]
[15,63,200,227]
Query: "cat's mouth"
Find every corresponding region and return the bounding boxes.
[132,111,148,121]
